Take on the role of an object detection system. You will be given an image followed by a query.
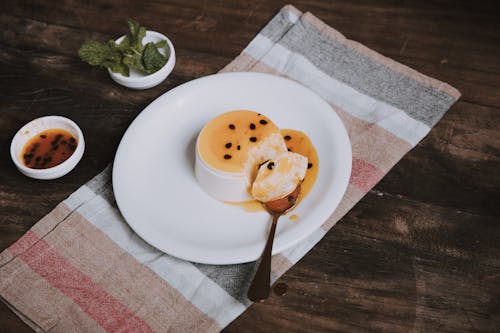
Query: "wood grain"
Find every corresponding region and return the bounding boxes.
[1,0,499,332]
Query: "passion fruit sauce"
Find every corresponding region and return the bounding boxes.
[21,129,77,169]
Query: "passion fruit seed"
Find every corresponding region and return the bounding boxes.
[308,163,313,169]
[284,135,291,141]
[259,119,268,125]
[229,124,235,130]
[40,134,47,139]
[225,142,232,148]
[224,154,232,159]
[30,143,39,153]
[237,145,241,150]
[249,137,257,142]
[267,162,275,170]
[250,123,256,130]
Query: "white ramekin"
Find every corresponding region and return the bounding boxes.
[10,116,85,180]
[194,134,253,202]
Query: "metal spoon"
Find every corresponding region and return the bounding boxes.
[247,184,301,302]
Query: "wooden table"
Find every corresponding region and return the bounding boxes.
[1,1,499,332]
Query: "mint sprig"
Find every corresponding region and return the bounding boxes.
[78,19,168,77]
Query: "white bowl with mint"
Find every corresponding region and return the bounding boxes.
[79,19,176,90]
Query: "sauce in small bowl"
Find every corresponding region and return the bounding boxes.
[10,116,85,179]
[21,128,78,169]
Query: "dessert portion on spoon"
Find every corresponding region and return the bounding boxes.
[251,152,308,203]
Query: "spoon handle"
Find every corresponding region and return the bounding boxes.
[247,214,279,302]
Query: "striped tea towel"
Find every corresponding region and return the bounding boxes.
[0,5,460,332]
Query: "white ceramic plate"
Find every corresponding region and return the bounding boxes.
[113,72,352,264]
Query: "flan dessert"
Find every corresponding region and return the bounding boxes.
[195,110,308,203]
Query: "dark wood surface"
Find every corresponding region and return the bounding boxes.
[1,1,499,332]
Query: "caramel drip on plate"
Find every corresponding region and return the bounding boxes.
[280,129,319,201]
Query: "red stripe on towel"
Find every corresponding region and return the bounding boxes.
[8,230,40,257]
[350,157,385,193]
[15,231,155,333]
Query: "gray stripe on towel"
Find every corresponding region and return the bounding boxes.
[258,6,299,44]
[267,16,456,127]
[193,261,258,305]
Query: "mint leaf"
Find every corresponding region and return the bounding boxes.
[116,35,132,50]
[78,40,118,66]
[154,40,167,48]
[107,59,129,76]
[79,19,170,78]
[127,18,146,47]
[127,19,140,43]
[123,52,146,73]
[142,42,167,73]
[78,40,129,76]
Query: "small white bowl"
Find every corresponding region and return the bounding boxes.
[108,30,176,90]
[10,116,85,180]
